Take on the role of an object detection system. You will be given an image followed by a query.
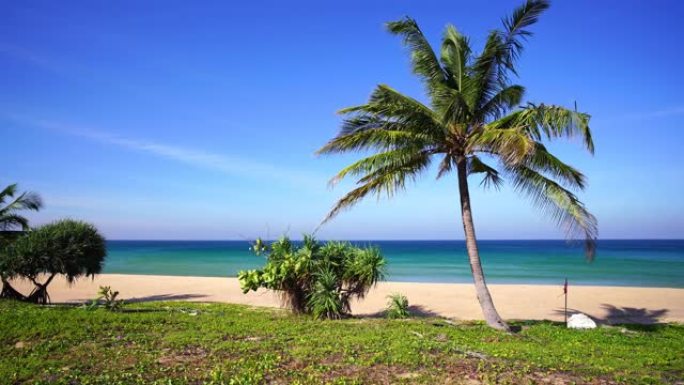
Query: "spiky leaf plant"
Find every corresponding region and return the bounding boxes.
[386,293,410,319]
[238,235,385,319]
[0,219,107,304]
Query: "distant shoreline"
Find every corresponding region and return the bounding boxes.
[9,273,684,323]
[102,239,684,288]
[95,270,684,289]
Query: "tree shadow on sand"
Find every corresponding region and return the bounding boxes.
[554,304,669,329]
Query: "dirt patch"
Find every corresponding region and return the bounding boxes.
[157,345,209,366]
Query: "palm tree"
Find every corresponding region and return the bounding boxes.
[0,183,43,231]
[317,0,596,331]
[0,183,43,300]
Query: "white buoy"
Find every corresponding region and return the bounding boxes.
[567,313,597,329]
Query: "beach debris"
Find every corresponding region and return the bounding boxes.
[453,347,488,360]
[178,308,200,316]
[410,331,425,338]
[567,313,597,329]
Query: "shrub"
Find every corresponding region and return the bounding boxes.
[386,293,410,319]
[86,286,124,311]
[0,219,106,304]
[238,235,385,319]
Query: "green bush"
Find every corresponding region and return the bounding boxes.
[238,235,385,319]
[385,293,410,319]
[86,286,124,311]
[0,219,106,304]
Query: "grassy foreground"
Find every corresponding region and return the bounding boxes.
[1,300,682,385]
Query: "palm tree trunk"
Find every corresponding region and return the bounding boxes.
[456,158,510,331]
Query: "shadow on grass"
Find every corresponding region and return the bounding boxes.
[600,304,669,324]
[407,305,442,318]
[125,293,208,303]
[553,305,669,329]
[358,304,442,319]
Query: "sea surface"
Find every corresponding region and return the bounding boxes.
[103,240,684,288]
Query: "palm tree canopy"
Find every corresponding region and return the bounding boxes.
[0,183,43,231]
[317,0,597,258]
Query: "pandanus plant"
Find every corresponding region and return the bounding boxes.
[239,235,385,319]
[317,0,596,331]
[1,220,107,304]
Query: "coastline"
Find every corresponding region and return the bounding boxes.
[9,273,684,323]
[103,239,684,288]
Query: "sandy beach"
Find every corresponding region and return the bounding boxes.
[8,274,683,324]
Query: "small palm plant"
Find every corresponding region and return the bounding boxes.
[0,183,42,232]
[386,293,410,319]
[87,286,124,311]
[238,235,385,319]
[0,183,42,300]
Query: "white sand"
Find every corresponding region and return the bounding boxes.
[9,274,684,323]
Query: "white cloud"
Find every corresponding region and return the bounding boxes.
[600,105,684,123]
[638,105,684,119]
[7,115,326,189]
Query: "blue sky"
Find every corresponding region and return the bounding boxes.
[2,0,683,240]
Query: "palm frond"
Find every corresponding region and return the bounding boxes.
[318,85,446,155]
[479,84,525,121]
[0,184,43,231]
[364,85,443,129]
[13,192,42,212]
[432,86,471,130]
[386,17,446,91]
[498,0,550,72]
[516,104,593,153]
[468,156,503,189]
[328,147,431,186]
[335,85,445,139]
[468,0,548,116]
[467,126,536,165]
[317,127,431,155]
[524,143,586,189]
[0,184,18,205]
[322,152,431,223]
[468,31,508,114]
[440,24,471,91]
[0,214,30,231]
[507,165,597,259]
[1,186,42,213]
[488,104,594,154]
[436,154,455,179]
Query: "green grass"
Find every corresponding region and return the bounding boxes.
[1,300,682,384]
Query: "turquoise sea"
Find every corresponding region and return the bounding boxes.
[103,240,684,288]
